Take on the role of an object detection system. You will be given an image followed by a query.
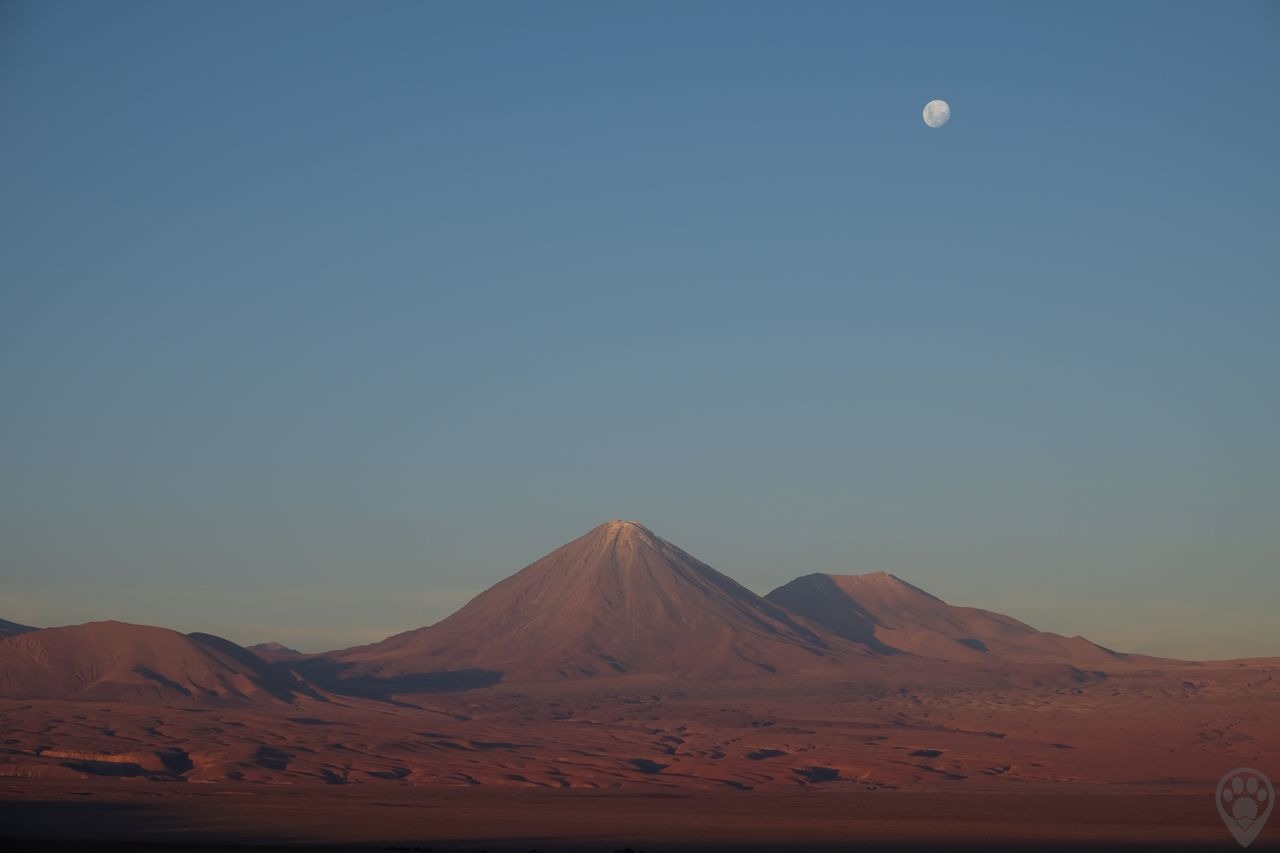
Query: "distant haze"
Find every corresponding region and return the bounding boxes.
[2,2,1277,660]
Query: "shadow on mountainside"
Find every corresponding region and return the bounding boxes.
[765,574,899,654]
[186,632,328,703]
[286,657,503,700]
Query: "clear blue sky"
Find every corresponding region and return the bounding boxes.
[2,1,1277,658]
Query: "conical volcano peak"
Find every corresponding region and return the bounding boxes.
[337,519,854,681]
[599,519,653,537]
[588,519,665,553]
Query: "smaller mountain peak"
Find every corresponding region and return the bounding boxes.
[804,571,905,587]
[250,642,301,655]
[833,571,945,604]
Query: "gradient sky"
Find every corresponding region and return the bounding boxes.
[2,1,1277,658]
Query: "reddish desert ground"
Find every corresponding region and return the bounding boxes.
[2,522,1276,850]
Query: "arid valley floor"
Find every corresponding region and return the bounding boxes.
[4,659,1277,849]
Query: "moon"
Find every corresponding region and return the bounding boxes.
[922,99,950,128]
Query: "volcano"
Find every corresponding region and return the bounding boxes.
[0,621,310,704]
[766,572,1123,664]
[332,520,860,683]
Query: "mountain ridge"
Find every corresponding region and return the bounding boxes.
[767,571,1124,664]
[329,520,866,684]
[0,621,312,704]
[0,523,1163,703]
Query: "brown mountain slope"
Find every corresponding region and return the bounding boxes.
[331,520,863,684]
[0,621,310,704]
[0,618,36,639]
[766,572,1124,665]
